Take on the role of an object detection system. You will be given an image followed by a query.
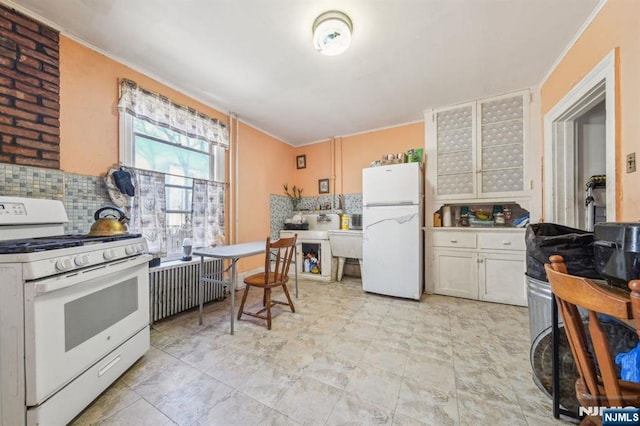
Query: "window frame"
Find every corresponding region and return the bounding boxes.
[119,112,225,260]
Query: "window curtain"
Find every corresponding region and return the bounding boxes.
[117,78,229,148]
[130,168,167,257]
[192,179,226,248]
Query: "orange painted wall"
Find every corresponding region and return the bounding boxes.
[340,122,425,194]
[235,122,295,270]
[541,0,640,220]
[59,36,227,175]
[292,122,425,198]
[292,140,332,196]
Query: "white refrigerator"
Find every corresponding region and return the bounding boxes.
[362,162,423,300]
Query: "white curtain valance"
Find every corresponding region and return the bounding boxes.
[117,78,229,148]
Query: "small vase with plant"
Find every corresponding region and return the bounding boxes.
[283,183,303,211]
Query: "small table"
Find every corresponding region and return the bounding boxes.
[194,241,265,334]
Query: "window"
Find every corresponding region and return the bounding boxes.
[117,79,228,259]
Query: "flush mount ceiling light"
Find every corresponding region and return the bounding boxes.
[312,10,352,56]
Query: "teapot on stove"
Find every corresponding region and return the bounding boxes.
[88,206,129,237]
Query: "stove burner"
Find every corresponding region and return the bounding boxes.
[0,233,143,254]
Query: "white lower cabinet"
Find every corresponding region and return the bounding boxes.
[433,249,477,299]
[428,229,526,306]
[478,251,526,305]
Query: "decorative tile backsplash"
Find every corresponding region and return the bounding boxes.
[64,173,112,234]
[269,193,363,239]
[0,165,65,200]
[0,163,111,234]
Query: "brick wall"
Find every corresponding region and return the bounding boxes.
[0,4,60,169]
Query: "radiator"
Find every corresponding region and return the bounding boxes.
[149,259,225,322]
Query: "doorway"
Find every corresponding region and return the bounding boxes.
[575,100,606,230]
[543,50,616,229]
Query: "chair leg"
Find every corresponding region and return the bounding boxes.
[237,284,250,320]
[265,288,272,330]
[282,284,295,313]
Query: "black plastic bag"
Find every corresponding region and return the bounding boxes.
[525,223,600,281]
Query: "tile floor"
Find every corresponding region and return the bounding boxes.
[70,278,573,426]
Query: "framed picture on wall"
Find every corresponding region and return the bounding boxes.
[318,178,329,194]
[296,155,306,169]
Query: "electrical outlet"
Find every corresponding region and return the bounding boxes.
[627,153,636,173]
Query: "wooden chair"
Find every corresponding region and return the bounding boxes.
[545,255,640,425]
[237,235,297,330]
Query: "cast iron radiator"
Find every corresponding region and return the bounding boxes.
[149,259,225,322]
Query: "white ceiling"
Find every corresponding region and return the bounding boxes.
[6,0,602,146]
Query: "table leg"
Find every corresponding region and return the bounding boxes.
[230,258,236,335]
[199,255,204,326]
[294,244,299,299]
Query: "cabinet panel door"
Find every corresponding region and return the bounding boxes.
[432,249,477,299]
[478,93,527,197]
[435,104,476,199]
[478,252,526,306]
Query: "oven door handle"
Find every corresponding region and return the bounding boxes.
[31,254,152,295]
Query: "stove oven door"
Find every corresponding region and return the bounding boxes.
[23,254,151,406]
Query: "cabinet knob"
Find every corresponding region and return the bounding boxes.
[450,239,458,243]
[477,258,484,263]
[501,241,512,245]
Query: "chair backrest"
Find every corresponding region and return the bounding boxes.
[263,234,297,284]
[544,254,640,408]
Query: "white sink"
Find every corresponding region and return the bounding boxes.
[327,229,363,281]
[281,230,329,240]
[327,230,362,258]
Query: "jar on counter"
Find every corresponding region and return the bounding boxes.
[494,212,505,226]
[433,212,442,227]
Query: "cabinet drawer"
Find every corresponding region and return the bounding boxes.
[478,232,525,251]
[432,231,476,248]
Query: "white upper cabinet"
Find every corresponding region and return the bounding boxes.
[434,103,476,198]
[427,91,529,201]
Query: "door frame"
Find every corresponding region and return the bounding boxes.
[543,49,616,226]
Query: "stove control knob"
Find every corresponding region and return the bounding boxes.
[137,243,146,252]
[125,245,136,255]
[74,254,90,267]
[55,258,73,271]
[103,249,117,260]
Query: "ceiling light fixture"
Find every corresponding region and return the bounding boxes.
[312,10,352,56]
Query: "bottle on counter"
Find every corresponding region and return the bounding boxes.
[442,206,452,227]
[503,207,512,220]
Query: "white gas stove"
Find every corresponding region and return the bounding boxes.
[0,196,151,426]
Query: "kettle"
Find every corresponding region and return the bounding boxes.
[88,206,129,237]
